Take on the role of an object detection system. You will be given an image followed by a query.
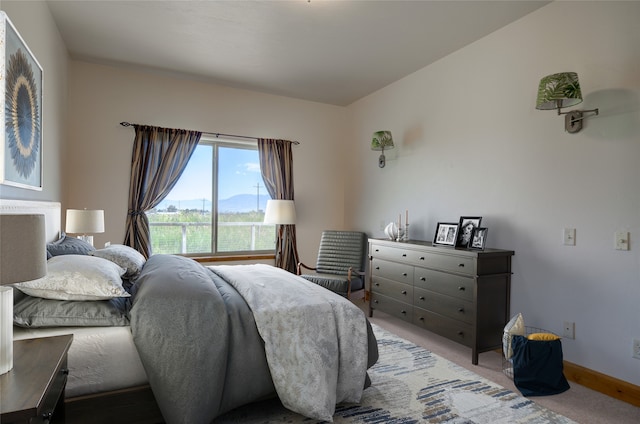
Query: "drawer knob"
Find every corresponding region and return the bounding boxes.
[420,277,426,281]
[402,272,408,277]
[419,256,425,260]
[62,368,69,375]
[401,290,407,295]
[374,300,379,304]
[375,266,380,270]
[401,310,407,315]
[458,286,466,291]
[375,249,380,252]
[375,283,380,286]
[42,411,53,421]
[458,308,465,313]
[402,253,407,257]
[419,296,425,301]
[458,263,465,268]
[419,316,424,321]
[457,331,464,336]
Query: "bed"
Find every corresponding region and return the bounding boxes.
[1,200,378,424]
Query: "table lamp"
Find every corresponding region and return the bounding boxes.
[66,209,104,246]
[0,214,47,374]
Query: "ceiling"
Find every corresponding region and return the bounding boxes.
[46,0,549,106]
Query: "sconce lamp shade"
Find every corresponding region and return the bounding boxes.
[263,200,296,225]
[371,131,394,151]
[0,214,48,375]
[66,209,105,234]
[536,72,583,111]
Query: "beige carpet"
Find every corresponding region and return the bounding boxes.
[363,304,640,424]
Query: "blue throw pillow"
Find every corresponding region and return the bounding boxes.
[47,232,96,257]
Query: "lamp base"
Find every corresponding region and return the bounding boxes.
[0,286,13,375]
[565,110,583,133]
[77,234,94,247]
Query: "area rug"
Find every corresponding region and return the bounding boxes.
[214,324,576,423]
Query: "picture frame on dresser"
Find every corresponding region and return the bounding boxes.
[433,222,459,246]
[1,11,44,191]
[469,227,488,250]
[456,216,482,247]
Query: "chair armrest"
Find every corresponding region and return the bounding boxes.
[297,261,317,275]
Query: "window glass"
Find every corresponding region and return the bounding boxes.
[146,139,274,255]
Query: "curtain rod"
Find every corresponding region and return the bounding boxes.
[119,122,299,144]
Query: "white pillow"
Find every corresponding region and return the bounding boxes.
[13,255,130,301]
[90,244,146,278]
[502,312,525,359]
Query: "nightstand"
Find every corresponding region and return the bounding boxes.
[1,335,73,423]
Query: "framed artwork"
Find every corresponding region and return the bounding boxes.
[456,216,482,248]
[469,227,488,250]
[433,222,459,247]
[1,12,43,191]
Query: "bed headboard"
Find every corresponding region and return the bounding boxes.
[0,199,61,242]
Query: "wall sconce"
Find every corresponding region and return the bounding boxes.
[536,72,599,133]
[371,131,394,168]
[66,209,105,246]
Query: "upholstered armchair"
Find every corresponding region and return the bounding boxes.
[297,230,367,298]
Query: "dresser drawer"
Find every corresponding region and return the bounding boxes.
[371,293,413,323]
[371,277,413,303]
[414,287,474,324]
[369,243,413,262]
[408,251,475,275]
[413,309,472,347]
[414,268,474,301]
[371,258,413,284]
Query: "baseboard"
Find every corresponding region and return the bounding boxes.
[563,360,640,407]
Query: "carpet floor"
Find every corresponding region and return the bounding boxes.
[214,324,576,423]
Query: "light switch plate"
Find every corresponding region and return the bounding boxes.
[615,231,629,250]
[563,228,576,246]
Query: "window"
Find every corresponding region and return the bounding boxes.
[146,136,274,256]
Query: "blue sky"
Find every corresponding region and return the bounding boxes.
[168,145,266,201]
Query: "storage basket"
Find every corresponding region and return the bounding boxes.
[502,326,560,379]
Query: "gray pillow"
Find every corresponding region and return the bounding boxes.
[90,244,146,279]
[47,232,95,257]
[13,295,129,327]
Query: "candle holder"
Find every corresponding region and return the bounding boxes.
[404,223,410,241]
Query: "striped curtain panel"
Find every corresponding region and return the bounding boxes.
[258,138,299,273]
[124,125,201,258]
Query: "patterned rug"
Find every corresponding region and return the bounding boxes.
[215,324,576,423]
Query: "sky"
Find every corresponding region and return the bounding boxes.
[168,144,267,201]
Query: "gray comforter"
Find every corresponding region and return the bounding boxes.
[129,255,378,424]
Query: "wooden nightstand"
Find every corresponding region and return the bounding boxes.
[1,335,73,423]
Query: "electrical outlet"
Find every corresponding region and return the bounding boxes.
[562,321,575,339]
[633,339,640,360]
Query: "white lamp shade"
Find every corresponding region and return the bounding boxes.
[263,200,296,225]
[66,209,105,234]
[0,214,48,375]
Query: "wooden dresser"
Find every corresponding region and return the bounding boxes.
[368,238,514,365]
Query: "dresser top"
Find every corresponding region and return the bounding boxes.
[369,238,514,257]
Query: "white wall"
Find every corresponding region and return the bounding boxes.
[346,1,640,385]
[65,62,349,261]
[0,1,68,201]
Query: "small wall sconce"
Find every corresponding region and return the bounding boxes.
[371,131,394,168]
[536,72,599,133]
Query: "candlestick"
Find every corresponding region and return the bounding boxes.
[406,209,409,226]
[404,223,410,241]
